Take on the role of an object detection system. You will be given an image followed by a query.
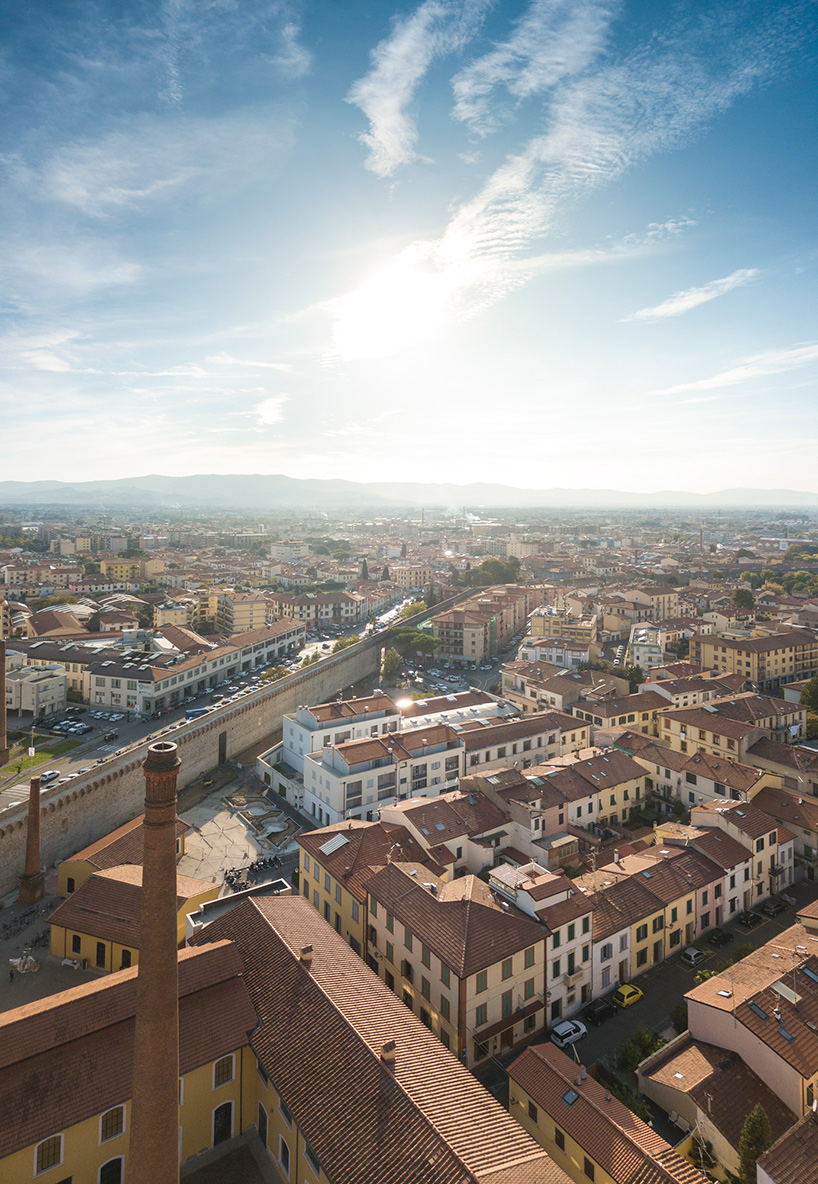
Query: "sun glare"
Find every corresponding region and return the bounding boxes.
[332,247,454,360]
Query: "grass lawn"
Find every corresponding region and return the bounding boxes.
[3,739,81,773]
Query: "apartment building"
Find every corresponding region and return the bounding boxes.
[570,690,669,736]
[303,723,464,826]
[99,557,165,582]
[531,748,648,833]
[430,607,496,665]
[627,584,682,619]
[4,655,66,717]
[296,819,447,955]
[502,662,628,714]
[690,800,794,903]
[365,861,548,1067]
[378,788,511,876]
[518,636,595,667]
[612,730,782,810]
[462,711,592,774]
[684,927,818,1119]
[215,589,267,634]
[266,589,362,628]
[690,628,818,692]
[530,609,598,645]
[510,1042,708,1184]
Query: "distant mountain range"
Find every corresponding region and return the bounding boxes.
[0,475,816,512]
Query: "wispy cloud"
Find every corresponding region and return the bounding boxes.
[254,395,290,426]
[334,4,808,356]
[622,268,759,322]
[13,107,295,216]
[206,352,294,372]
[270,22,312,79]
[347,0,491,178]
[655,342,818,395]
[452,0,618,137]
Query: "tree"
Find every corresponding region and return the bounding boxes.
[400,543,407,559]
[388,627,438,657]
[360,558,369,580]
[399,599,426,619]
[381,648,402,680]
[737,1103,772,1184]
[800,674,818,713]
[732,586,755,611]
[381,564,390,581]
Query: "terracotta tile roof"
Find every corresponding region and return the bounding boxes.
[758,1112,818,1184]
[747,738,818,774]
[0,942,255,1160]
[49,865,213,948]
[732,961,818,1078]
[459,714,565,752]
[508,1043,708,1184]
[688,1056,795,1149]
[536,893,594,930]
[751,787,818,835]
[192,896,568,1184]
[297,820,447,902]
[686,924,818,1014]
[578,691,669,719]
[639,1036,728,1095]
[330,723,458,765]
[687,828,752,869]
[62,813,189,872]
[308,693,400,723]
[658,707,758,741]
[694,629,816,653]
[392,788,509,841]
[693,799,779,840]
[367,862,544,977]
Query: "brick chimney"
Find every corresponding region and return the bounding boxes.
[18,775,45,904]
[0,639,9,767]
[128,742,182,1184]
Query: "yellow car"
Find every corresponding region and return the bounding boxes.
[612,983,644,1008]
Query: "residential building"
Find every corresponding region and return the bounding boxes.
[509,1041,708,1184]
[49,865,217,971]
[296,818,447,954]
[758,1112,818,1184]
[690,800,795,902]
[56,813,189,897]
[462,711,592,773]
[4,654,66,717]
[302,723,465,826]
[378,787,511,876]
[365,861,548,1067]
[690,628,818,692]
[215,589,267,634]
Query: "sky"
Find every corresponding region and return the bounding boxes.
[1,0,817,495]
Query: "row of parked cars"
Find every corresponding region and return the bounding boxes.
[551,895,797,1049]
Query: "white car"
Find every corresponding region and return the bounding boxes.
[550,1020,588,1049]
[40,770,60,783]
[109,714,124,721]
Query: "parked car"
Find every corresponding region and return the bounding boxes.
[737,910,764,928]
[102,731,119,741]
[583,997,617,1026]
[550,1019,587,1049]
[681,946,707,968]
[760,896,788,916]
[706,928,734,948]
[40,770,60,784]
[612,984,644,1008]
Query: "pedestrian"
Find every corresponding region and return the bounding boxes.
[9,967,14,984]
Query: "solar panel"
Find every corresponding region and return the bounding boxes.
[318,833,350,856]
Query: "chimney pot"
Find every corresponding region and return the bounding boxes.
[380,1039,397,1068]
[300,944,314,967]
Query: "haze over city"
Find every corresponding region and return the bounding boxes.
[2,0,817,494]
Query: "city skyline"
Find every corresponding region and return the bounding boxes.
[2,0,817,492]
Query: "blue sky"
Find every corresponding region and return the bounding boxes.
[2,0,817,494]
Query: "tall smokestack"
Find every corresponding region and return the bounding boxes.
[18,775,45,904]
[0,639,9,766]
[128,742,182,1184]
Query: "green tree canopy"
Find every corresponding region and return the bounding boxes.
[800,674,818,713]
[737,1103,772,1184]
[732,586,755,611]
[381,648,402,680]
[387,627,438,657]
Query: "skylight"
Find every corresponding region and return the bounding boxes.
[562,1090,579,1106]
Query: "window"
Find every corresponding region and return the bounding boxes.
[386,940,394,963]
[36,1135,63,1173]
[324,873,331,892]
[305,1144,321,1176]
[524,977,535,1000]
[552,930,561,948]
[214,1054,234,1087]
[335,884,342,904]
[555,1127,565,1152]
[601,942,613,961]
[583,1157,595,1182]
[686,899,693,914]
[120,950,131,969]
[66,877,75,894]
[386,911,394,933]
[636,948,648,967]
[671,906,678,923]
[582,916,590,934]
[421,976,431,1000]
[502,957,513,980]
[552,959,561,978]
[71,934,81,955]
[304,854,310,872]
[441,963,451,987]
[100,1106,124,1142]
[636,924,648,943]
[476,1003,488,1026]
[280,1137,291,1176]
[473,1040,489,1061]
[502,989,512,1018]
[279,1098,293,1128]
[99,1160,123,1184]
[352,900,359,923]
[405,928,413,951]
[476,970,488,993]
[441,995,450,1020]
[652,916,663,933]
[581,943,590,963]
[528,1100,538,1123]
[421,944,431,968]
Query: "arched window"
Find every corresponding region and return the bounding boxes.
[99,1157,123,1184]
[35,1135,63,1174]
[100,1105,125,1143]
